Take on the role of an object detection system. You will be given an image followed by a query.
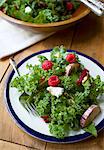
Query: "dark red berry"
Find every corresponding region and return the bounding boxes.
[66,53,76,63]
[66,2,73,11]
[44,119,50,123]
[77,69,89,85]
[48,75,60,87]
[41,115,49,119]
[42,60,53,71]
[41,116,50,123]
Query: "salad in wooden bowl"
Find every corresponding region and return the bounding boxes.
[0,0,90,32]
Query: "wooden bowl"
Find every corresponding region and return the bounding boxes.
[0,4,90,32]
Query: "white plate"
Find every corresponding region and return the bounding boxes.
[5,49,104,143]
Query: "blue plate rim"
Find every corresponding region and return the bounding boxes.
[5,49,104,143]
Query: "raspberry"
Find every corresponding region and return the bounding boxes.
[48,75,60,87]
[42,60,53,71]
[66,2,73,11]
[66,53,76,63]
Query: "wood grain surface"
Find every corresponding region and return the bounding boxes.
[0,13,104,150]
[0,69,46,150]
[0,140,37,150]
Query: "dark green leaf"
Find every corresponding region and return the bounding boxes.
[0,0,6,7]
[84,122,97,137]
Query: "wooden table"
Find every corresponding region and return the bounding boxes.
[0,13,104,150]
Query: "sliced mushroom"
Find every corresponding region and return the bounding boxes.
[65,63,80,76]
[65,64,72,76]
[80,105,101,128]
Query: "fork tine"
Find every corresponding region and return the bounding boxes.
[20,102,30,112]
[24,103,30,113]
[31,103,36,110]
[26,102,35,115]
[30,103,39,116]
[9,58,39,116]
[23,100,39,116]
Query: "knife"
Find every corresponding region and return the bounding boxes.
[80,0,104,16]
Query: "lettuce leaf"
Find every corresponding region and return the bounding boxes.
[0,0,6,7]
[84,122,97,137]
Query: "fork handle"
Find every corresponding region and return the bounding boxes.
[9,58,20,76]
[80,0,104,16]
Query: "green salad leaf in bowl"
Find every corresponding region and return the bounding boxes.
[11,46,104,139]
[0,0,80,23]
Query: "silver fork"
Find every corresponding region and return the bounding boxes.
[25,101,39,116]
[80,0,104,16]
[9,58,39,116]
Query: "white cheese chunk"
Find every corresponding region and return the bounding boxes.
[25,6,32,13]
[47,86,64,98]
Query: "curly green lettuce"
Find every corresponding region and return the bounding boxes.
[10,45,104,139]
